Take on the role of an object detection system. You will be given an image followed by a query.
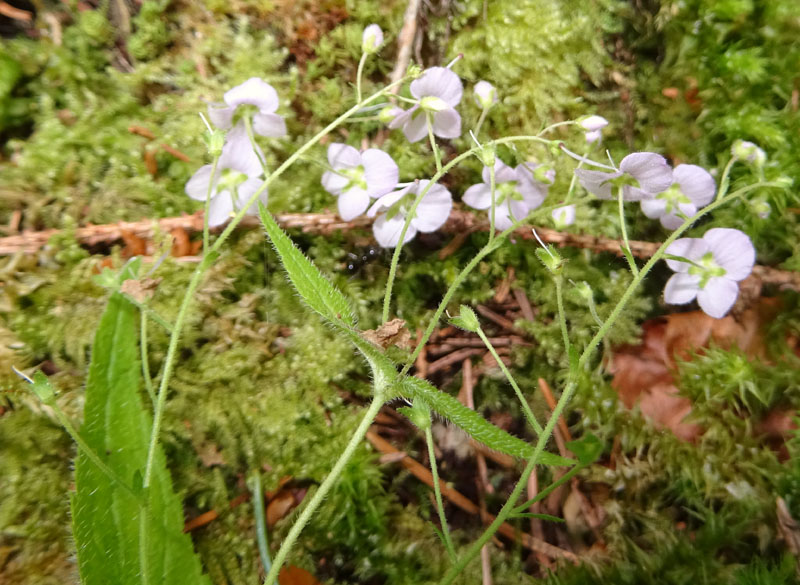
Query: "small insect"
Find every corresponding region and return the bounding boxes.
[344,245,382,276]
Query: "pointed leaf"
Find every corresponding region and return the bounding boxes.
[259,204,356,328]
[71,293,210,585]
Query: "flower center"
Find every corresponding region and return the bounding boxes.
[656,183,691,214]
[217,168,248,192]
[384,191,417,221]
[339,166,367,192]
[494,181,521,205]
[419,96,448,112]
[688,251,727,288]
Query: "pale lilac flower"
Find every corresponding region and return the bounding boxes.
[731,140,766,166]
[362,24,384,53]
[578,115,608,144]
[575,152,673,201]
[378,105,403,124]
[207,77,287,138]
[367,180,452,248]
[463,161,549,230]
[551,205,576,228]
[185,123,265,227]
[388,67,463,142]
[321,143,399,221]
[663,228,755,319]
[473,81,498,109]
[641,164,716,229]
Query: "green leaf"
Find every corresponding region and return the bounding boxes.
[565,433,604,465]
[71,293,210,585]
[398,376,573,466]
[259,204,356,328]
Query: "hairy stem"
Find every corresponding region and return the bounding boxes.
[425,424,457,561]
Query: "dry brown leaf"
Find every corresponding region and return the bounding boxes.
[362,318,412,350]
[266,486,307,527]
[119,277,160,303]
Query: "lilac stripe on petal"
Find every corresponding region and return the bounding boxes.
[363,149,399,197]
[463,183,492,210]
[619,153,674,194]
[663,273,700,305]
[431,108,461,139]
[664,238,710,272]
[410,67,463,106]
[373,214,417,248]
[674,164,715,207]
[403,112,429,143]
[321,170,349,195]
[697,277,739,319]
[704,228,755,281]
[338,188,370,221]
[207,103,235,130]
[224,77,279,112]
[327,143,361,169]
[253,112,287,138]
[186,166,215,201]
[207,190,235,227]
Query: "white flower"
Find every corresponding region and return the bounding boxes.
[663,228,755,319]
[185,123,265,227]
[640,164,716,229]
[463,161,549,230]
[321,143,399,221]
[578,115,608,144]
[207,78,287,138]
[388,67,463,143]
[367,180,453,248]
[473,81,497,109]
[575,152,673,201]
[552,205,576,228]
[731,140,766,167]
[362,24,384,53]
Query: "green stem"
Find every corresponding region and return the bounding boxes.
[250,472,272,575]
[139,511,150,585]
[381,135,552,323]
[203,155,220,253]
[425,424,457,561]
[427,113,443,174]
[264,394,385,585]
[617,186,638,276]
[475,326,543,435]
[244,116,267,172]
[122,294,173,333]
[474,107,489,137]
[140,310,156,406]
[715,156,737,202]
[356,52,368,103]
[437,181,785,584]
[554,276,570,355]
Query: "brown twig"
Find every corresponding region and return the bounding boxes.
[389,0,422,89]
[366,430,578,562]
[0,1,33,21]
[3,209,797,291]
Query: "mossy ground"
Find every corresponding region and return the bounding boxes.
[1,1,799,583]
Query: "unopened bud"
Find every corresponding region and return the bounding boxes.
[731,140,766,167]
[751,198,771,219]
[450,305,480,332]
[535,245,563,275]
[397,400,431,430]
[477,145,496,168]
[362,24,384,54]
[473,81,498,109]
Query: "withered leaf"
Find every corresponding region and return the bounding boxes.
[361,318,413,350]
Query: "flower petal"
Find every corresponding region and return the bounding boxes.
[327,143,361,170]
[252,112,286,137]
[463,183,493,210]
[220,122,264,177]
[367,188,408,217]
[207,190,234,227]
[224,77,279,112]
[362,149,399,197]
[552,205,576,226]
[659,204,696,230]
[575,169,618,199]
[491,201,514,230]
[641,198,667,219]
[619,152,673,195]
[665,237,710,272]
[387,106,416,130]
[703,228,755,281]
[236,177,267,215]
[186,165,215,201]
[402,110,429,143]
[481,160,516,184]
[664,272,700,305]
[674,164,715,207]
[321,170,349,195]
[373,213,417,248]
[697,277,739,319]
[207,103,235,130]
[412,181,452,232]
[338,188,370,221]
[431,108,461,139]
[410,67,463,106]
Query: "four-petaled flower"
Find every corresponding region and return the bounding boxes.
[388,67,463,143]
[641,164,716,229]
[663,228,755,318]
[463,161,550,230]
[367,180,452,247]
[208,77,287,138]
[575,152,673,201]
[185,123,265,227]
[321,143,399,221]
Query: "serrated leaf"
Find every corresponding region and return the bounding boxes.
[398,376,573,466]
[259,204,356,328]
[71,293,210,585]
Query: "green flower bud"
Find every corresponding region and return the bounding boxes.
[450,305,480,332]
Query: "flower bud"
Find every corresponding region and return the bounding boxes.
[397,400,431,430]
[378,105,402,124]
[751,198,771,219]
[450,305,480,332]
[407,63,423,79]
[533,163,555,185]
[204,128,226,158]
[578,115,608,132]
[731,140,766,167]
[362,24,384,54]
[473,81,498,109]
[477,145,496,168]
[574,281,594,303]
[535,244,563,275]
[551,204,576,228]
